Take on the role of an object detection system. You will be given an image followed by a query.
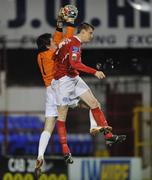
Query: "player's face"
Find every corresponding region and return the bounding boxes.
[83,27,94,42]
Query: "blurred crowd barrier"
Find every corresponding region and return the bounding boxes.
[0,112,94,157]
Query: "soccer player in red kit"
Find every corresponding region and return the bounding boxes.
[53,23,126,153]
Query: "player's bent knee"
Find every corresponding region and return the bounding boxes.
[89,99,99,109]
[97,102,101,109]
[58,115,67,121]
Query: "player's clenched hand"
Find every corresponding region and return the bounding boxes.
[94,71,106,79]
[57,8,64,29]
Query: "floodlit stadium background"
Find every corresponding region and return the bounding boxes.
[0,0,152,179]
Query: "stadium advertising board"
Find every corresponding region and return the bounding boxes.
[0,0,152,48]
[69,157,142,180]
[0,156,68,180]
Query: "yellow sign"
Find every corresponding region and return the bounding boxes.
[101,163,129,180]
[3,173,67,180]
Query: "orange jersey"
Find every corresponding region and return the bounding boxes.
[37,26,75,87]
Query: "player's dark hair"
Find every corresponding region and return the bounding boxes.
[77,22,94,33]
[36,33,52,52]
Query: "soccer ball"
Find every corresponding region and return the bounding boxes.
[61,4,78,20]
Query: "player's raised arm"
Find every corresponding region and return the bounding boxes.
[52,8,64,45]
[62,5,78,38]
[53,5,78,44]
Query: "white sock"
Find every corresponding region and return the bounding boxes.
[38,130,50,159]
[89,110,97,129]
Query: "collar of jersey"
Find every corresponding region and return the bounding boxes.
[74,35,81,43]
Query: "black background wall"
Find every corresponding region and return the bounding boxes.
[1,48,152,86]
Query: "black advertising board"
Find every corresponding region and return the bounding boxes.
[0,156,68,180]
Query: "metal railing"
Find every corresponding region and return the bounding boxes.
[133,106,152,179]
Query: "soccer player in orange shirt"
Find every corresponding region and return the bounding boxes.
[35,6,77,177]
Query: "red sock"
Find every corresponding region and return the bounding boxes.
[104,133,113,138]
[91,107,108,126]
[57,120,70,155]
[91,107,112,138]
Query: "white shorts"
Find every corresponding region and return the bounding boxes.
[52,75,90,106]
[45,85,58,117]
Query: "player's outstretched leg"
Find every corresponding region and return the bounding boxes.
[89,109,126,146]
[57,120,74,164]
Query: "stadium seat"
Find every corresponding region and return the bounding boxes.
[0,116,4,129]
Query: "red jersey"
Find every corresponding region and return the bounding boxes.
[54,36,96,80]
